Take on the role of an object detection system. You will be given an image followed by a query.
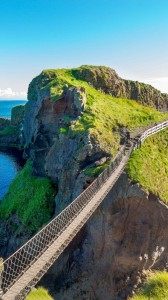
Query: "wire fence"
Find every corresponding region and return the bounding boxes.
[1,119,168,296]
[1,145,126,293]
[133,120,168,150]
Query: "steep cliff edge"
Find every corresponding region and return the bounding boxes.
[39,173,168,300]
[0,66,168,299]
[37,128,168,300]
[23,66,168,212]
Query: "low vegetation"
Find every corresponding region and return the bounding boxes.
[0,126,17,136]
[126,128,168,203]
[26,287,53,300]
[131,271,168,300]
[84,160,110,178]
[29,67,168,157]
[0,162,56,232]
[1,66,168,230]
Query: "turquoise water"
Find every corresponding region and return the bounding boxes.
[0,100,26,200]
[0,148,25,200]
[0,100,27,119]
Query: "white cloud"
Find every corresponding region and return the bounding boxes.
[142,77,168,94]
[0,88,27,99]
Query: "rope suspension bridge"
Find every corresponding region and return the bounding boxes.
[1,120,168,300]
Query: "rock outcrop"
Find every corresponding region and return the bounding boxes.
[0,105,25,148]
[23,66,168,212]
[76,66,168,111]
[39,173,168,300]
[0,118,10,129]
[0,214,31,258]
[1,66,168,299]
[24,75,111,212]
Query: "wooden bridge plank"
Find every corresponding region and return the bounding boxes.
[2,155,128,300]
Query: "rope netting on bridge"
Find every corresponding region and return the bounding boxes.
[1,119,168,298]
[1,145,126,294]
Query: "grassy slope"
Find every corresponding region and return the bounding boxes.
[0,126,17,135]
[26,287,53,300]
[131,272,168,300]
[1,66,168,231]
[126,128,168,203]
[38,67,168,180]
[0,162,56,232]
[38,68,168,157]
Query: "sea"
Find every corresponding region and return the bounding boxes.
[0,100,27,200]
[0,100,27,119]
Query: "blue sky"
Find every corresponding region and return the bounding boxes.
[0,0,168,99]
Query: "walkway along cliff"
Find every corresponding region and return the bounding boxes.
[1,120,168,300]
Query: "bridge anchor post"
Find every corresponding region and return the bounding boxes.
[0,258,4,299]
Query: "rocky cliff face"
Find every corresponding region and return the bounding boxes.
[1,66,168,299]
[0,214,31,258]
[76,66,168,111]
[23,66,168,212]
[24,74,111,212]
[0,105,25,148]
[39,173,168,300]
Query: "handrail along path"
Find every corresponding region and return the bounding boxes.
[1,119,168,300]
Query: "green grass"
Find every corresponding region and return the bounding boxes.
[0,126,17,136]
[29,67,168,157]
[131,272,168,300]
[84,160,110,178]
[0,162,56,232]
[126,128,168,203]
[59,126,69,135]
[26,287,53,300]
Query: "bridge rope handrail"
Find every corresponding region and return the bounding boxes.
[1,146,126,293]
[1,119,168,297]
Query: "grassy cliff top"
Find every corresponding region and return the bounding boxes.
[28,66,168,157]
[126,128,168,203]
[131,271,168,300]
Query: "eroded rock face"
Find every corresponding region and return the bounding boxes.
[24,83,108,211]
[0,118,10,129]
[0,215,31,258]
[11,105,25,127]
[0,105,25,148]
[23,66,168,211]
[76,66,126,97]
[76,66,168,111]
[39,173,168,300]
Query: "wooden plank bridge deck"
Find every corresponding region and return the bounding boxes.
[2,152,128,300]
[1,120,168,300]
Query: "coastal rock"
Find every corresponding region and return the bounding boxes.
[0,214,31,258]
[76,66,168,111]
[76,65,126,97]
[11,105,25,127]
[0,118,10,130]
[40,173,168,300]
[0,105,25,149]
[23,66,168,212]
[1,66,168,298]
[24,76,109,211]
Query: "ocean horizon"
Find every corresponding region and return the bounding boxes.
[0,100,27,119]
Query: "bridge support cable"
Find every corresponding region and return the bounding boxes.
[1,119,168,299]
